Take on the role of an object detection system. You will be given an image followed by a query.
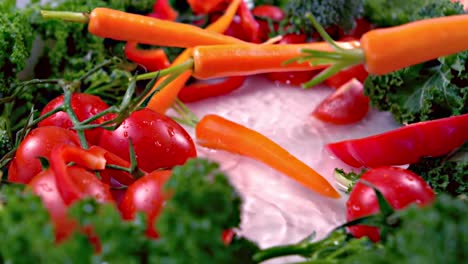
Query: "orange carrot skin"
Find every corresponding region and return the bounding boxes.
[192,42,357,79]
[362,14,468,75]
[88,8,247,48]
[195,114,341,199]
[146,0,243,113]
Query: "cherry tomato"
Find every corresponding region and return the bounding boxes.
[119,170,172,238]
[313,78,370,124]
[8,126,80,184]
[98,109,197,173]
[28,168,77,242]
[346,166,435,242]
[38,93,113,145]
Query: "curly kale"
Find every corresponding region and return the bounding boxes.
[353,194,468,264]
[283,0,364,35]
[364,51,468,124]
[408,144,468,197]
[0,159,258,263]
[156,158,258,264]
[0,0,34,95]
[363,0,466,27]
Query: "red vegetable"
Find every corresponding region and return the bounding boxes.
[8,126,80,184]
[178,76,247,102]
[119,170,171,238]
[252,5,285,21]
[124,42,170,72]
[312,78,369,125]
[98,108,197,172]
[50,144,113,205]
[38,93,112,145]
[29,168,78,242]
[323,64,368,89]
[327,114,468,168]
[237,0,261,43]
[149,0,178,21]
[187,0,226,14]
[346,166,435,242]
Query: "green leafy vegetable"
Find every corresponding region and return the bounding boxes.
[408,144,468,197]
[0,159,258,263]
[364,51,468,124]
[283,0,364,35]
[363,0,465,27]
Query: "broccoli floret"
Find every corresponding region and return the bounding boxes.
[283,0,364,35]
[408,145,468,197]
[363,0,466,27]
[364,51,468,124]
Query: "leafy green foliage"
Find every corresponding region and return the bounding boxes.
[283,0,364,35]
[0,159,258,263]
[0,185,95,264]
[408,144,468,197]
[363,0,466,27]
[0,0,34,95]
[364,51,468,124]
[156,158,257,264]
[348,194,468,264]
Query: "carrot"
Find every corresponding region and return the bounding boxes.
[195,114,341,199]
[145,0,243,113]
[361,15,468,75]
[40,7,247,48]
[291,14,468,88]
[191,42,349,79]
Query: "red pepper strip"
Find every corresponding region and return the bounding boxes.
[178,76,246,102]
[149,0,179,21]
[326,114,468,168]
[88,146,137,186]
[124,41,171,72]
[237,0,261,43]
[187,0,226,14]
[50,144,114,205]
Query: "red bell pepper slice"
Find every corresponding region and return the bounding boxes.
[124,41,170,72]
[327,114,468,168]
[237,0,261,43]
[178,76,247,102]
[50,144,114,205]
[149,0,179,21]
[187,0,226,14]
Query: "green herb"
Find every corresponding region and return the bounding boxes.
[0,159,258,263]
[363,0,466,27]
[408,144,468,197]
[364,51,468,124]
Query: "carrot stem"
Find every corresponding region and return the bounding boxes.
[41,10,89,23]
[135,59,194,81]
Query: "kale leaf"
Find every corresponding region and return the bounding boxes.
[364,51,468,124]
[363,0,466,27]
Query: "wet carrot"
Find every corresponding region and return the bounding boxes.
[195,114,341,199]
[145,0,243,113]
[191,42,356,79]
[361,14,468,74]
[294,14,468,88]
[41,7,247,48]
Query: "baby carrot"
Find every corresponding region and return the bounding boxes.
[41,7,247,48]
[145,0,243,113]
[195,114,341,199]
[361,14,468,75]
[292,14,468,88]
[191,42,345,79]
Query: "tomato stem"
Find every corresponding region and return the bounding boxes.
[62,89,89,149]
